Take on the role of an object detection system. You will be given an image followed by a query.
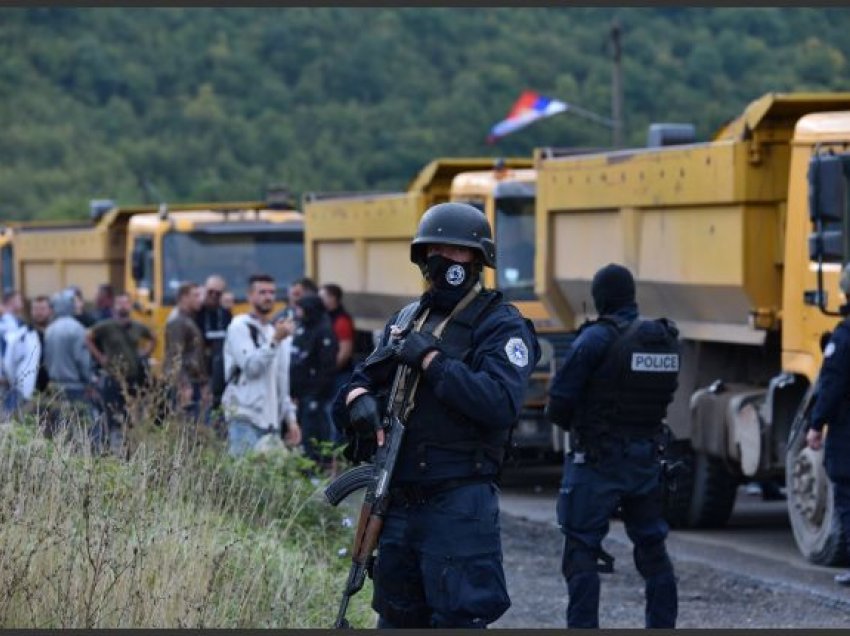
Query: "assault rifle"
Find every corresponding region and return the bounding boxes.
[324,358,416,629]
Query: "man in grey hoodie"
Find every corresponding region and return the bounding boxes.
[44,289,95,444]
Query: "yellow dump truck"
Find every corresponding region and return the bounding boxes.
[8,199,304,361]
[304,157,567,457]
[535,92,850,564]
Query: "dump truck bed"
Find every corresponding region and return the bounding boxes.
[14,217,127,301]
[304,158,532,331]
[536,92,850,345]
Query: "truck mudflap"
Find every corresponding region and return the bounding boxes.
[689,381,766,475]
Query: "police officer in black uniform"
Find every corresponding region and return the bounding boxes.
[546,263,680,628]
[333,202,540,629]
[807,263,850,586]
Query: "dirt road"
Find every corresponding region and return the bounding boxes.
[495,466,850,628]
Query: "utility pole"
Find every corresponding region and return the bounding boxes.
[610,19,623,148]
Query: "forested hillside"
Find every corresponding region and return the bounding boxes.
[2,7,850,219]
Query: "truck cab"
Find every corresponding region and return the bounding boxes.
[126,204,304,360]
[450,167,566,457]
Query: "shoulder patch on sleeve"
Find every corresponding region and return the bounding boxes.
[505,337,529,367]
[825,341,837,358]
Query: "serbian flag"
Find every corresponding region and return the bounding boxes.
[487,90,568,143]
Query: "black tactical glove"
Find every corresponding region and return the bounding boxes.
[345,392,382,463]
[347,392,382,436]
[395,332,439,368]
[343,434,377,464]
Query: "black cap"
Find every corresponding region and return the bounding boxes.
[591,263,636,314]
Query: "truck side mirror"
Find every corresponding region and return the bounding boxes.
[808,153,850,263]
[806,153,850,317]
[809,154,848,223]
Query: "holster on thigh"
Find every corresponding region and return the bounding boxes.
[562,538,615,579]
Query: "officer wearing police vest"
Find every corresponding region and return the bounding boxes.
[546,263,680,629]
[333,202,540,628]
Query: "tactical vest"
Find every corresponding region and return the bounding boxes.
[575,316,680,438]
[402,289,508,473]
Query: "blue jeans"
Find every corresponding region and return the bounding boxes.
[227,418,265,457]
[557,437,677,628]
[372,482,510,628]
[2,388,21,416]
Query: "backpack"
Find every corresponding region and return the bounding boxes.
[225,322,261,387]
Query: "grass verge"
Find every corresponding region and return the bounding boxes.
[0,417,375,628]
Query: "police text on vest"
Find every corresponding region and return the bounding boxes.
[631,353,679,372]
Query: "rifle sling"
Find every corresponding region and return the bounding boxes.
[399,283,482,421]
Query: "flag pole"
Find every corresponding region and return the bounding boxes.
[562,103,615,129]
[611,18,624,148]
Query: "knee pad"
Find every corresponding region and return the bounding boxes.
[634,539,673,579]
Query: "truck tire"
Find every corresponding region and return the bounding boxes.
[786,414,848,566]
[664,444,738,529]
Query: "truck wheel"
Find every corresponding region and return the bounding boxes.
[687,450,739,528]
[787,422,848,566]
[664,444,738,528]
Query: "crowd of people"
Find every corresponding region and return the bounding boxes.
[0,274,357,465]
[0,283,153,453]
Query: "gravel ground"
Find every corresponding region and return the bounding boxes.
[493,513,850,629]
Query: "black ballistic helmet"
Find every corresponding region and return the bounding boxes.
[591,263,636,314]
[410,202,496,268]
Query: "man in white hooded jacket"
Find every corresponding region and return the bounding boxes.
[3,321,41,415]
[222,273,301,456]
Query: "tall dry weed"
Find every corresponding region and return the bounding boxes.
[0,411,370,628]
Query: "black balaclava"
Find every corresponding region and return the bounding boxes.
[591,263,636,315]
[421,254,480,311]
